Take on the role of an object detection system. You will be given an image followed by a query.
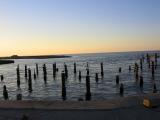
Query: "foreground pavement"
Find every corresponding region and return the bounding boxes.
[0,93,160,120]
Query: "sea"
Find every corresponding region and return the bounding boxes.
[0,51,159,101]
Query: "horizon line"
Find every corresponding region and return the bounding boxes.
[0,49,160,58]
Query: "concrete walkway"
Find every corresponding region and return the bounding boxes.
[0,93,159,120]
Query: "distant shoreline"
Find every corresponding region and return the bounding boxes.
[0,55,71,60]
[0,60,14,65]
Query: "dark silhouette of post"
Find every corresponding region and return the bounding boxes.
[34,69,36,80]
[86,62,90,76]
[79,71,81,82]
[16,65,20,88]
[116,75,119,85]
[61,72,66,101]
[153,83,157,93]
[146,54,151,68]
[74,62,77,74]
[119,83,124,96]
[119,67,122,73]
[155,53,158,69]
[95,73,99,83]
[134,63,139,80]
[43,64,47,83]
[140,59,143,70]
[3,85,8,100]
[87,68,89,76]
[140,76,143,88]
[17,94,22,100]
[0,75,4,81]
[36,63,39,76]
[64,63,68,79]
[53,63,56,78]
[28,69,32,92]
[25,65,27,78]
[85,75,91,101]
[101,62,104,77]
[129,66,131,72]
[151,61,155,77]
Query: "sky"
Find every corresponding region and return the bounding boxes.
[0,0,160,56]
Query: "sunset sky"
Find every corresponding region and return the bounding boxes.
[0,0,160,56]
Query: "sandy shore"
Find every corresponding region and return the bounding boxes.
[0,93,160,119]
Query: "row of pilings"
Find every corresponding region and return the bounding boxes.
[0,53,159,101]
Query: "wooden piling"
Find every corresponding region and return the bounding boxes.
[0,75,4,81]
[53,63,56,78]
[28,69,32,92]
[116,75,119,85]
[140,76,143,88]
[95,73,98,83]
[43,64,47,83]
[85,75,91,101]
[87,68,89,76]
[64,63,68,79]
[119,83,124,96]
[25,65,27,78]
[3,85,8,100]
[140,59,143,70]
[101,62,104,77]
[79,71,82,82]
[134,63,139,80]
[74,62,77,74]
[61,72,66,101]
[34,69,36,80]
[17,94,22,100]
[16,65,20,88]
[119,67,122,73]
[151,61,155,77]
[155,53,158,69]
[36,63,39,76]
[153,83,157,93]
[129,66,131,72]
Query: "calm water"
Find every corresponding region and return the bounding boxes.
[0,51,159,101]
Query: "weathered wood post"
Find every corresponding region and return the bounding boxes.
[0,75,4,81]
[87,68,90,76]
[129,66,131,72]
[151,61,155,77]
[95,73,99,83]
[153,83,157,93]
[146,53,151,68]
[53,63,56,78]
[16,65,20,88]
[101,62,104,77]
[17,94,22,100]
[36,63,39,76]
[3,85,8,100]
[25,65,27,78]
[43,64,47,83]
[79,71,82,82]
[116,75,119,85]
[61,72,66,101]
[155,53,158,69]
[28,69,32,92]
[64,63,68,79]
[34,69,37,80]
[140,76,143,88]
[119,83,124,96]
[140,59,143,70]
[85,75,91,101]
[74,62,77,74]
[134,63,139,80]
[119,67,122,73]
